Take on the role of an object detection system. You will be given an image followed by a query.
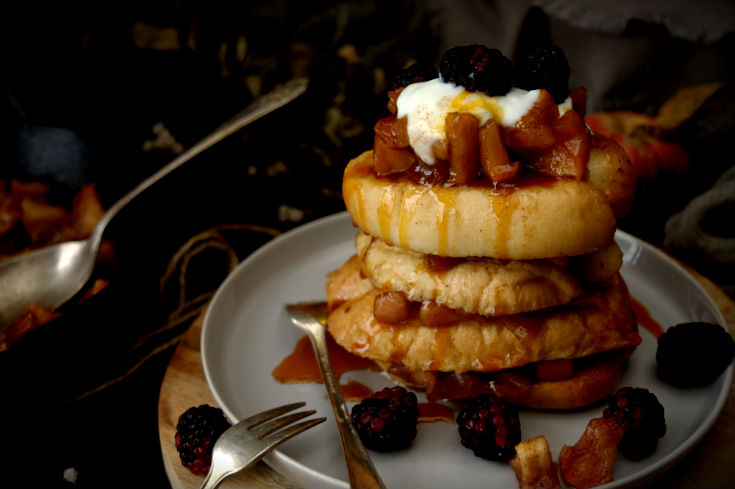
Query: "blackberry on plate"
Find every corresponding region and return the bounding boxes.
[514,45,571,103]
[602,387,666,460]
[457,393,521,461]
[391,62,437,90]
[439,44,513,96]
[175,404,232,475]
[657,322,735,387]
[351,386,419,451]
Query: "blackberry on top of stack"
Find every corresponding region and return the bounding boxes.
[326,45,641,410]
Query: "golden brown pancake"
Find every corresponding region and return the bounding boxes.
[355,230,583,316]
[326,258,640,374]
[384,352,630,410]
[343,151,617,260]
[568,240,623,285]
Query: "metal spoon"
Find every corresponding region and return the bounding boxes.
[0,77,309,331]
[286,301,387,489]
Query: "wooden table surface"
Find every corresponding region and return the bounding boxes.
[157,266,734,489]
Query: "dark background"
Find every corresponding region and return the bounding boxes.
[1,1,732,487]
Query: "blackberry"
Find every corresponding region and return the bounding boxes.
[657,322,735,387]
[457,393,521,461]
[391,62,437,90]
[175,405,231,475]
[514,46,571,103]
[351,386,419,451]
[603,387,666,460]
[439,44,513,96]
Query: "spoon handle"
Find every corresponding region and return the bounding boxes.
[90,77,309,245]
[288,306,387,489]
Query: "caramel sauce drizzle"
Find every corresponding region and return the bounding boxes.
[340,380,375,402]
[489,192,513,258]
[630,296,665,338]
[378,186,395,242]
[431,326,453,371]
[388,323,406,365]
[398,186,422,249]
[352,317,382,356]
[433,188,455,256]
[275,335,455,422]
[272,335,380,384]
[418,402,455,423]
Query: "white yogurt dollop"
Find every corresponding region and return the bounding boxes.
[396,78,567,165]
[396,80,463,166]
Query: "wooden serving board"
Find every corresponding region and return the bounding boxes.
[158,266,735,489]
[157,307,296,489]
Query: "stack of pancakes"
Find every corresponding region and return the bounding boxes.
[326,136,641,410]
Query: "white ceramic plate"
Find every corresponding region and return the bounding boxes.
[201,211,731,489]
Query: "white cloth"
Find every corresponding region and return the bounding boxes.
[534,0,734,44]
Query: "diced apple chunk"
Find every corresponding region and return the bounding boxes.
[509,436,561,489]
[373,116,416,176]
[446,112,480,185]
[559,417,624,489]
[532,110,590,180]
[374,291,415,323]
[479,119,521,183]
[502,89,558,153]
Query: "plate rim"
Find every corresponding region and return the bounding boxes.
[201,210,732,489]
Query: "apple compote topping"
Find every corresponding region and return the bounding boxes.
[375,45,592,186]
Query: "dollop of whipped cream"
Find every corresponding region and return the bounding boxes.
[396,78,569,165]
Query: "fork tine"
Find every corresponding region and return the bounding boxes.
[261,417,327,448]
[249,409,316,439]
[240,401,306,428]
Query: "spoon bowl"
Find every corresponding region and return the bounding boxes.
[0,239,95,327]
[0,77,308,332]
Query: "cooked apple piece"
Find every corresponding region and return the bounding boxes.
[373,116,416,176]
[569,86,588,118]
[71,183,105,238]
[446,112,480,185]
[532,110,590,180]
[386,88,403,115]
[426,254,462,273]
[10,179,52,199]
[406,158,450,186]
[419,301,464,326]
[509,435,561,489]
[0,184,21,236]
[502,89,558,153]
[374,291,415,323]
[0,302,61,352]
[479,119,521,183]
[559,417,624,489]
[375,115,410,148]
[20,198,72,245]
[431,139,449,161]
[534,359,574,381]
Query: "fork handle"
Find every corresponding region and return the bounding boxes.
[306,323,387,489]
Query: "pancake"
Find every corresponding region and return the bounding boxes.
[326,254,373,313]
[355,230,583,316]
[326,258,640,374]
[568,240,623,285]
[343,151,616,259]
[384,350,630,410]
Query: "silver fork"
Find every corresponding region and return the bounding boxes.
[286,301,387,489]
[200,402,326,489]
